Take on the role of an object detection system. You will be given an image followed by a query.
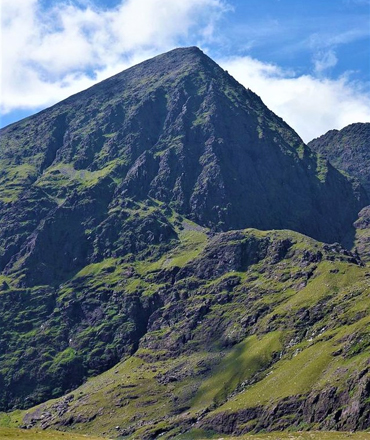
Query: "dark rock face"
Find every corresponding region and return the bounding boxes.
[308,123,370,260]
[308,122,370,196]
[353,205,370,261]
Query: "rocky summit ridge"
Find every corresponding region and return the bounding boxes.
[0,47,369,439]
[308,122,370,196]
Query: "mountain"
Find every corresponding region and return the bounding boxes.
[0,48,366,263]
[308,123,370,196]
[0,47,369,439]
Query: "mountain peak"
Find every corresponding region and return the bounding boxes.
[50,46,221,111]
[156,45,204,57]
[128,46,211,68]
[110,45,220,86]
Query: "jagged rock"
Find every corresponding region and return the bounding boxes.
[308,122,370,196]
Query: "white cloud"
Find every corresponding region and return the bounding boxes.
[313,49,338,73]
[1,0,228,114]
[219,56,370,142]
[308,28,366,75]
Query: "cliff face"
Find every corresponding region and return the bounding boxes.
[0,47,369,437]
[308,122,370,196]
[308,123,370,260]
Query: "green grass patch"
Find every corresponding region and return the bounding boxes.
[135,219,208,275]
[215,340,333,412]
[0,163,37,202]
[163,228,208,268]
[73,258,118,279]
[260,261,363,330]
[193,331,283,409]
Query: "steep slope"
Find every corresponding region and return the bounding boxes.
[10,226,369,439]
[353,205,370,263]
[0,47,368,431]
[308,123,370,195]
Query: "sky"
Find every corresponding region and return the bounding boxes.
[1,0,370,142]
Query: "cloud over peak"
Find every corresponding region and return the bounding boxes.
[220,55,370,142]
[1,0,228,113]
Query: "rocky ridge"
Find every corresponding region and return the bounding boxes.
[308,123,370,195]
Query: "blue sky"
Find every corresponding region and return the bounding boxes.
[222,1,369,76]
[1,0,370,141]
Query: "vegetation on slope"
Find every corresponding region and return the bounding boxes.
[0,427,106,440]
[0,428,369,440]
[1,226,368,439]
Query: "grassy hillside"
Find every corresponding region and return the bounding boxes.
[1,224,368,439]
